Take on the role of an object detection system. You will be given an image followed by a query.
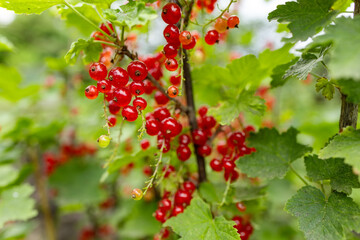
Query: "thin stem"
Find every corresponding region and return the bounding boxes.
[202,0,236,33]
[289,165,308,185]
[120,26,125,46]
[93,40,118,48]
[320,181,325,194]
[103,97,111,136]
[310,72,323,79]
[219,178,231,207]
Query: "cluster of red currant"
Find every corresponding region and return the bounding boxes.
[79,225,113,240]
[232,215,254,240]
[204,15,240,45]
[196,0,217,13]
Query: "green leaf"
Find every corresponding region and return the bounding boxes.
[268,0,338,41]
[65,38,102,65]
[315,78,335,100]
[164,197,239,240]
[319,127,360,170]
[103,0,157,29]
[80,0,114,6]
[0,184,37,228]
[332,0,352,11]
[336,79,360,104]
[285,186,360,240]
[0,0,64,14]
[237,128,312,179]
[271,58,299,88]
[198,182,220,203]
[0,35,14,52]
[305,155,360,195]
[0,165,19,188]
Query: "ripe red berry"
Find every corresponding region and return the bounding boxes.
[108,67,129,87]
[170,75,181,86]
[171,205,184,216]
[97,80,111,93]
[162,165,175,178]
[163,43,178,58]
[216,140,230,156]
[204,30,219,45]
[140,139,150,150]
[105,86,115,101]
[210,158,223,172]
[158,198,172,212]
[162,117,181,137]
[179,31,192,45]
[162,3,181,24]
[108,115,117,127]
[114,87,132,107]
[154,107,171,121]
[157,134,171,153]
[215,18,228,33]
[179,134,191,145]
[91,31,104,41]
[227,15,240,28]
[223,159,236,172]
[85,85,99,99]
[154,209,167,223]
[122,105,138,122]
[183,181,196,194]
[198,106,208,117]
[236,202,246,212]
[192,129,207,145]
[165,58,178,71]
[143,80,156,94]
[182,36,196,50]
[133,97,147,110]
[177,145,191,161]
[202,116,216,129]
[155,91,170,105]
[146,119,161,136]
[108,100,121,114]
[163,25,180,45]
[89,62,107,81]
[127,60,148,82]
[167,85,179,98]
[198,144,212,156]
[244,125,255,137]
[228,131,245,147]
[174,189,192,206]
[99,22,114,35]
[224,169,239,182]
[130,82,145,96]
[143,165,152,176]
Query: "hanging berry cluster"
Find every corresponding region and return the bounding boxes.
[233,215,254,240]
[205,15,240,45]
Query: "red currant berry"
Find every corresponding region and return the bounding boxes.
[143,80,156,94]
[155,91,170,105]
[204,30,219,45]
[122,105,138,122]
[167,85,179,98]
[192,129,207,145]
[89,62,107,81]
[244,125,255,137]
[202,116,216,129]
[143,165,152,176]
[223,159,236,172]
[163,43,178,58]
[163,25,180,45]
[216,140,230,156]
[215,18,228,33]
[171,205,184,216]
[170,75,181,86]
[198,144,212,156]
[162,3,181,24]
[154,107,171,121]
[158,198,172,212]
[127,60,148,82]
[130,81,145,96]
[97,80,111,93]
[179,134,191,145]
[179,31,192,45]
[85,85,99,99]
[114,87,132,107]
[224,169,239,182]
[133,97,147,110]
[91,31,104,41]
[161,228,170,239]
[228,131,245,147]
[244,223,253,234]
[174,189,192,206]
[105,86,115,101]
[232,216,244,228]
[154,209,167,223]
[227,15,240,28]
[182,36,196,50]
[162,165,175,178]
[198,106,208,117]
[108,100,121,114]
[157,134,171,153]
[177,145,191,161]
[162,117,181,137]
[165,58,178,71]
[236,202,246,212]
[108,67,129,87]
[140,139,150,150]
[183,181,196,194]
[99,22,114,35]
[108,115,117,127]
[131,188,143,200]
[146,119,161,136]
[210,158,223,172]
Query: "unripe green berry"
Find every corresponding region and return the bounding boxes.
[97,135,110,148]
[131,188,143,200]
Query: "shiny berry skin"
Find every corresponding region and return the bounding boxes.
[108,115,117,127]
[179,31,192,45]
[97,135,110,148]
[146,119,161,136]
[198,106,208,116]
[130,81,145,96]
[133,97,147,110]
[192,129,207,145]
[154,107,171,121]
[170,75,181,86]
[140,139,150,150]
[108,100,121,114]
[154,209,167,223]
[105,86,115,101]
[161,3,181,24]
[210,158,223,172]
[108,67,129,87]
[89,62,107,81]
[100,22,114,35]
[177,145,191,161]
[179,134,191,145]
[182,36,196,50]
[167,85,179,98]
[224,169,239,182]
[183,181,196,194]
[204,30,219,45]
[97,80,111,93]
[161,228,170,239]
[85,85,99,99]
[165,58,178,71]
[163,25,180,45]
[143,80,156,94]
[223,159,236,172]
[155,91,170,105]
[162,117,181,137]
[127,60,148,82]
[172,205,184,216]
[113,87,132,107]
[174,189,192,206]
[228,131,245,147]
[131,188,143,200]
[157,134,171,153]
[162,165,175,178]
[122,105,138,122]
[158,198,172,212]
[198,144,212,156]
[163,43,178,58]
[216,140,230,156]
[215,18,228,33]
[227,15,240,28]
[244,125,255,137]
[236,202,246,212]
[202,116,216,129]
